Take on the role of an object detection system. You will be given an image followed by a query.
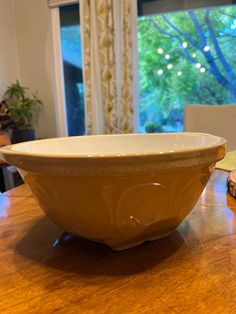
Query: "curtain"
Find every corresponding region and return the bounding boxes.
[80,0,138,134]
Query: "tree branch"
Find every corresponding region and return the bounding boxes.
[188,11,206,47]
[205,9,236,83]
[148,16,232,92]
[223,33,236,38]
[187,10,230,87]
[174,10,232,89]
[161,14,201,50]
[147,18,202,67]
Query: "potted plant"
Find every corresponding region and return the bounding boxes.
[0,100,11,146]
[3,80,43,143]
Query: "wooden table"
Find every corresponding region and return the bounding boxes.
[0,170,236,313]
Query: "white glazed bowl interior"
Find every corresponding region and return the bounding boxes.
[10,132,225,156]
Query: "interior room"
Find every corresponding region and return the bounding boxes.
[0,0,236,312]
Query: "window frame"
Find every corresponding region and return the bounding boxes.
[50,6,69,137]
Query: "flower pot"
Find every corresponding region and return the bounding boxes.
[12,129,35,144]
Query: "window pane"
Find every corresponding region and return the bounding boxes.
[59,4,85,136]
[138,0,236,133]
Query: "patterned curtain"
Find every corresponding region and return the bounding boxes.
[80,0,137,134]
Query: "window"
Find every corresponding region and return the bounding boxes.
[137,0,236,133]
[59,4,85,136]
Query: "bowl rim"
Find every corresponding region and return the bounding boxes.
[0,132,227,162]
[0,132,226,161]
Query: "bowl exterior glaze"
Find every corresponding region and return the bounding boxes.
[22,163,216,250]
[0,134,226,250]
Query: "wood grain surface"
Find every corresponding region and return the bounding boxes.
[0,132,10,165]
[0,170,236,313]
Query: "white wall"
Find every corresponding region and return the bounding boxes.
[14,0,57,138]
[0,0,19,95]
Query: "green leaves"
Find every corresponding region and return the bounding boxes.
[3,81,43,130]
[4,80,28,101]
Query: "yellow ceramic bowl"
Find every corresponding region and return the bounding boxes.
[0,133,226,250]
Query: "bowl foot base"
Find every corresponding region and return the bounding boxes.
[110,231,172,251]
[56,230,173,251]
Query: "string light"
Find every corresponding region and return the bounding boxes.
[165,54,170,60]
[177,71,182,76]
[200,67,206,73]
[167,64,173,70]
[192,53,196,58]
[157,69,163,75]
[231,20,236,29]
[195,63,201,68]
[157,48,163,54]
[203,45,210,52]
[182,42,188,48]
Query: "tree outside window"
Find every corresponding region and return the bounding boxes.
[138,5,236,133]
